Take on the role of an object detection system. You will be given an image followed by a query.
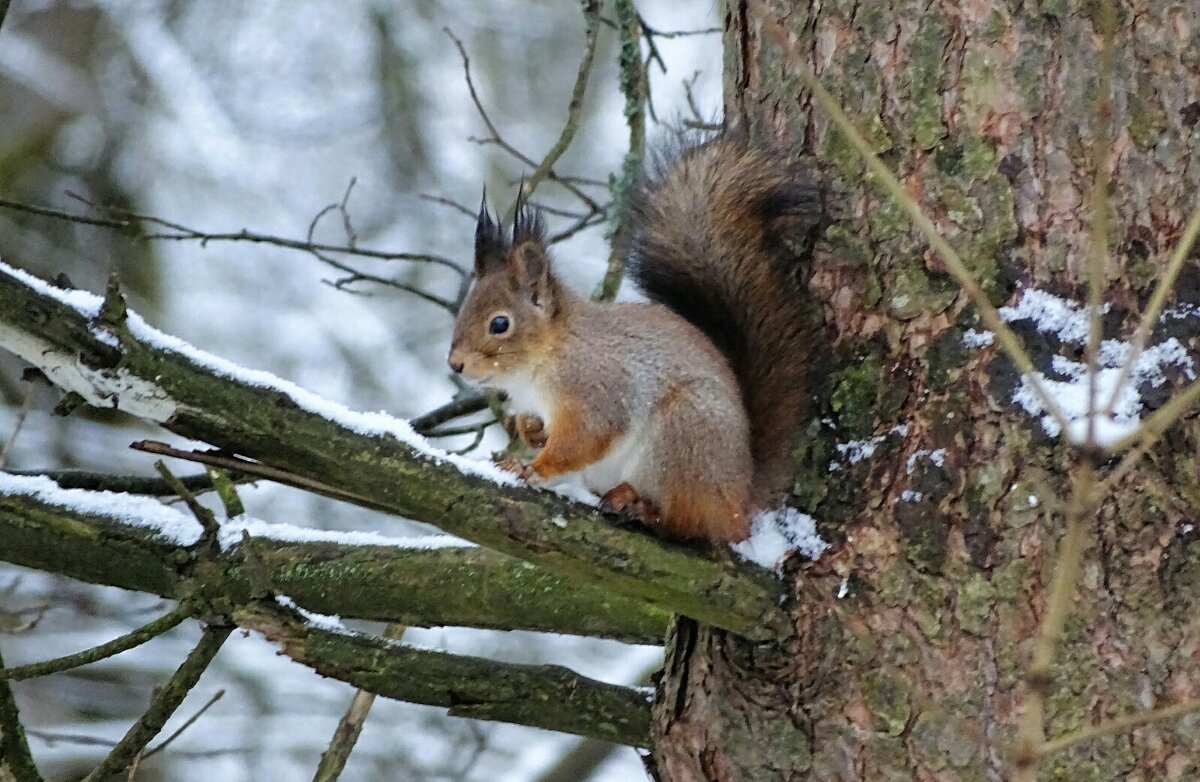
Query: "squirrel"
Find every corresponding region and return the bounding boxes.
[447,137,819,543]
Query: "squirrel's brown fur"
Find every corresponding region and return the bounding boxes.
[448,137,818,543]
[627,137,819,505]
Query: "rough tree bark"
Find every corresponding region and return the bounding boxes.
[652,1,1200,780]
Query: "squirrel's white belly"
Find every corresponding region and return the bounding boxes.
[494,370,554,429]
[579,429,648,496]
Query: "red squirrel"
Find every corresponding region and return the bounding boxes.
[448,138,816,543]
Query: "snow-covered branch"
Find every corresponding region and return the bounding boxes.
[0,475,669,643]
[0,263,787,639]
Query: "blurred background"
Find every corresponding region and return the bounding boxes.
[0,1,722,779]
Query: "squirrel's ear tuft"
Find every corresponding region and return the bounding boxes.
[508,241,553,309]
[511,181,547,248]
[474,189,508,276]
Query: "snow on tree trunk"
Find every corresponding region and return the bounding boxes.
[651,1,1200,779]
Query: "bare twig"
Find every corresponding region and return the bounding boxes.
[141,689,225,759]
[205,467,245,518]
[81,625,231,782]
[409,393,490,433]
[420,193,476,219]
[1013,462,1095,781]
[444,28,603,213]
[1039,697,1200,758]
[132,442,383,513]
[153,461,219,544]
[0,196,463,273]
[0,603,192,682]
[524,1,601,200]
[1099,374,1200,470]
[1103,201,1200,415]
[0,381,37,469]
[312,624,407,782]
[424,419,498,439]
[1,468,244,496]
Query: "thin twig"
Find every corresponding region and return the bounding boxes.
[409,394,490,433]
[141,689,225,759]
[443,27,603,213]
[0,603,193,682]
[132,442,382,511]
[524,1,601,199]
[312,624,407,782]
[1013,462,1095,781]
[450,424,490,456]
[424,419,498,438]
[1039,697,1200,757]
[419,193,476,219]
[81,625,231,782]
[1103,201,1200,415]
[1,468,244,496]
[758,9,1071,436]
[154,461,219,545]
[0,381,37,469]
[0,196,463,274]
[1099,374,1200,469]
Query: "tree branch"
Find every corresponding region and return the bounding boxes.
[238,603,652,748]
[80,625,231,782]
[0,602,192,681]
[0,486,669,643]
[0,265,787,640]
[0,649,44,782]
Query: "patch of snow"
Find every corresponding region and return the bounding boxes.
[968,288,1198,448]
[890,424,910,437]
[1028,495,1039,507]
[998,288,1109,344]
[905,448,947,475]
[732,507,829,571]
[829,436,883,472]
[962,328,994,348]
[837,577,850,599]
[1162,303,1200,321]
[900,489,923,502]
[0,472,202,546]
[218,517,473,552]
[275,595,349,635]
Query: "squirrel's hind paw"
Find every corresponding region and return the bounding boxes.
[599,483,661,526]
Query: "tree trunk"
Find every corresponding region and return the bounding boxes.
[652,1,1200,779]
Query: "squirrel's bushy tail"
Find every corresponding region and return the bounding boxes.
[627,137,821,502]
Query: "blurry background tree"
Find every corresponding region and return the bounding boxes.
[0,1,720,780]
[5,0,1200,781]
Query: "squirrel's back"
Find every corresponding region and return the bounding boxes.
[626,137,821,501]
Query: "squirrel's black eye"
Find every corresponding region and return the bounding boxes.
[488,315,511,335]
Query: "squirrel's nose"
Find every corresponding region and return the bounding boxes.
[449,358,464,374]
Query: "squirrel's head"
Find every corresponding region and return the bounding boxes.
[448,190,559,387]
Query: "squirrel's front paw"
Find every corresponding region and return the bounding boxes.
[497,457,542,485]
[513,413,548,449]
